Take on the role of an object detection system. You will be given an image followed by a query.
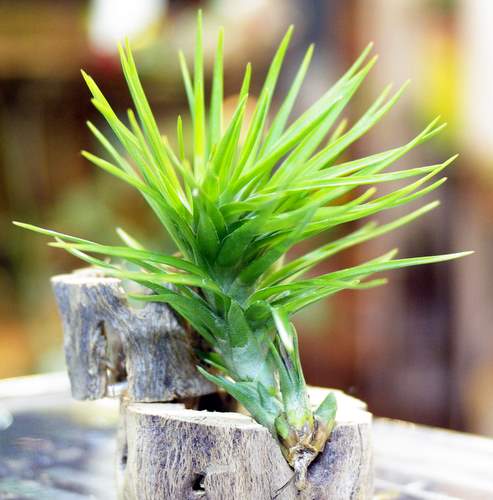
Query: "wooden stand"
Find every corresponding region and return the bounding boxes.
[51,269,215,402]
[51,271,374,499]
[118,390,373,500]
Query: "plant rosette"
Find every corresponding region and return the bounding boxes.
[16,10,471,498]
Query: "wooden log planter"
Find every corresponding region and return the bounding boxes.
[52,270,374,499]
[51,269,215,402]
[118,390,372,500]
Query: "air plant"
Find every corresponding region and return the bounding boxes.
[15,11,471,489]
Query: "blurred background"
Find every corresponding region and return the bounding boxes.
[1,0,492,436]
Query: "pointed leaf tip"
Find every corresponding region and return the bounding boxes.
[315,392,337,426]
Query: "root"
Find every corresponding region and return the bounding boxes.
[293,449,317,490]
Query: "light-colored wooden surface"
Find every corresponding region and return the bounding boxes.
[373,418,493,500]
[1,373,492,499]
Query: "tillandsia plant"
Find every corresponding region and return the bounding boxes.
[16,11,471,489]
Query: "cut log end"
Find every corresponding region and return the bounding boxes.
[119,389,373,500]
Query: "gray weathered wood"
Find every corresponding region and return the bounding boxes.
[119,389,373,500]
[51,268,215,402]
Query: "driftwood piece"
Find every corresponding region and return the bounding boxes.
[51,268,215,402]
[119,389,373,500]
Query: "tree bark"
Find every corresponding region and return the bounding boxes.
[51,268,215,402]
[119,389,373,500]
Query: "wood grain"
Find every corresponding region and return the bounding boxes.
[119,389,373,500]
[51,268,215,402]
